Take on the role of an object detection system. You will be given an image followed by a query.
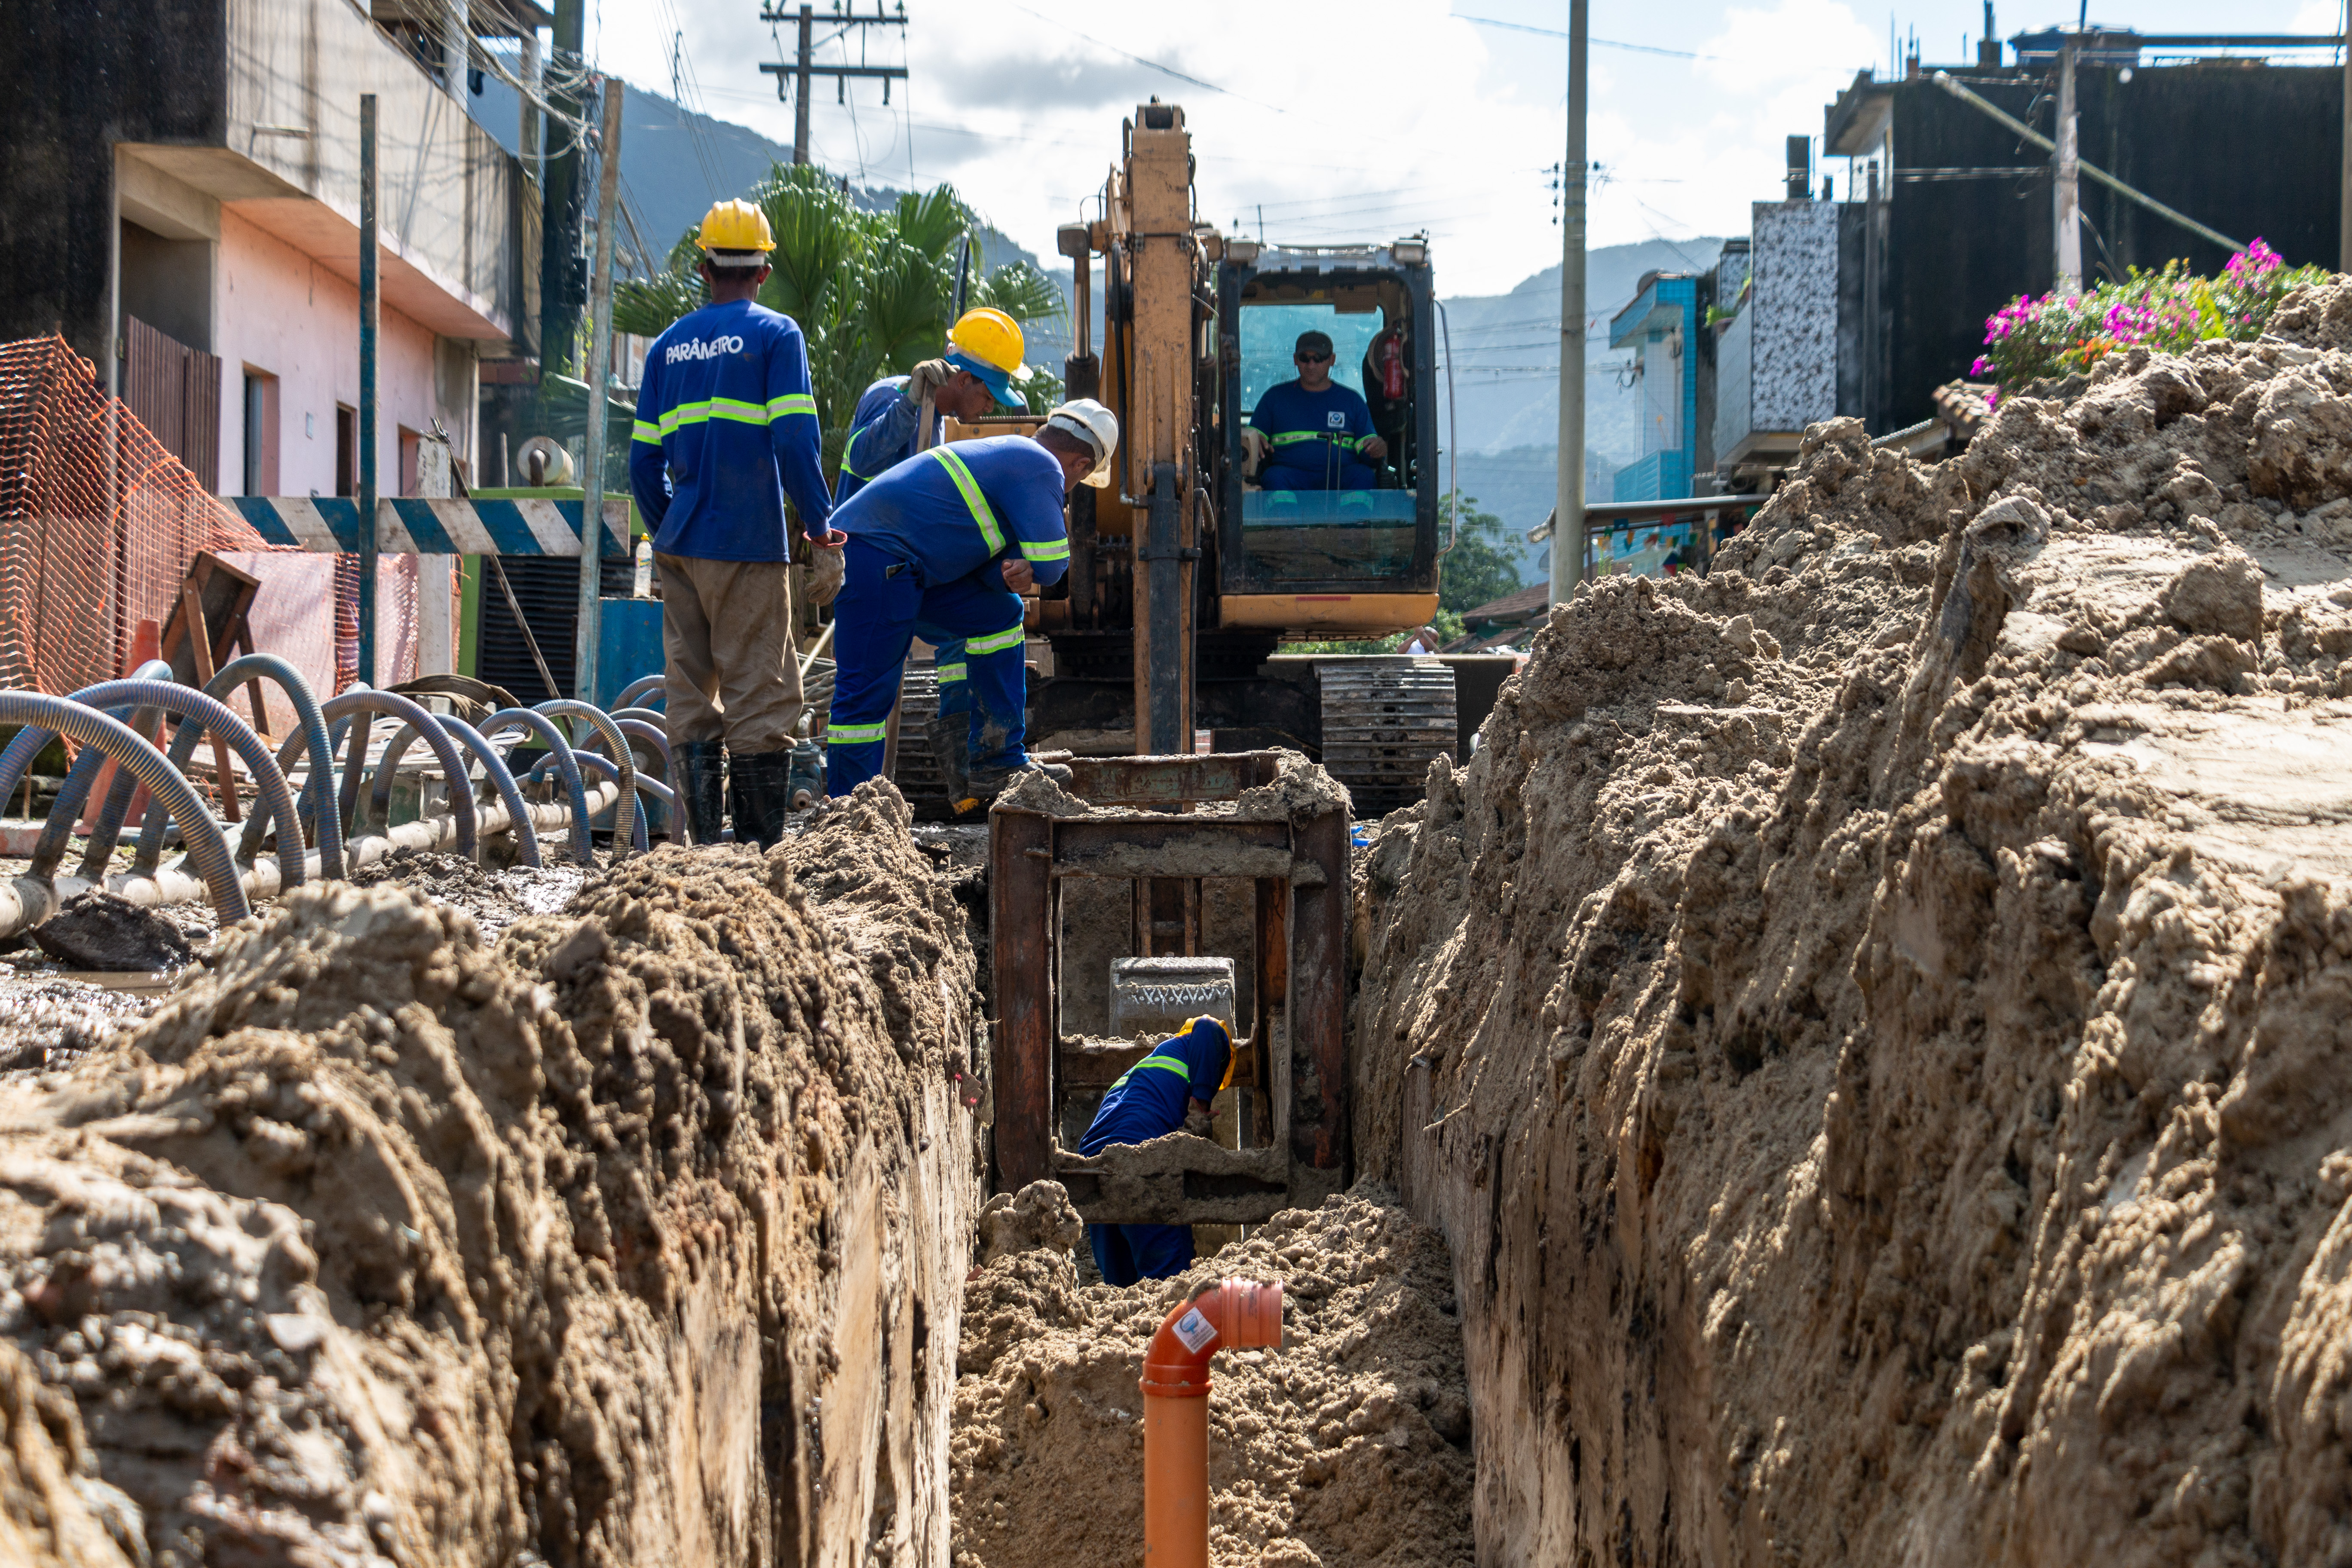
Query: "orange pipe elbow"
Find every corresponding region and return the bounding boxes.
[1142,1279,1283,1566]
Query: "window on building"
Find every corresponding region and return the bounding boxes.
[335,405,357,497]
[399,426,422,496]
[241,371,279,496]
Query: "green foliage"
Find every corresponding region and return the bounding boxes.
[1971,240,2327,392]
[1436,493,1522,617]
[612,163,1068,472]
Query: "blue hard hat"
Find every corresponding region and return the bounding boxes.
[944,346,1015,407]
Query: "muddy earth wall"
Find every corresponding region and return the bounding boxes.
[0,783,982,1568]
[1354,289,2352,1565]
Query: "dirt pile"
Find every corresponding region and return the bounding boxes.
[1354,290,2352,1565]
[949,1186,1473,1568]
[0,779,983,1568]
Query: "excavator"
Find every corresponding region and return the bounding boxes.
[891,99,1493,820]
[938,102,1504,1237]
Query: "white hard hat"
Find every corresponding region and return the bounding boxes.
[1045,398,1120,488]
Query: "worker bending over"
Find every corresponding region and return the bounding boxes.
[824,399,1117,807]
[1247,328,1387,492]
[629,198,844,848]
[836,308,1030,504]
[835,310,1031,796]
[1078,1017,1234,1286]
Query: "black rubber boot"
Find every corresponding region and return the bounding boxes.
[729,749,794,850]
[675,741,728,847]
[928,710,973,812]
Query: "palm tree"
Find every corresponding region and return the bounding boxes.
[612,164,1065,476]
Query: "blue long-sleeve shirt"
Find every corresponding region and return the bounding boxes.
[829,435,1070,588]
[835,375,941,505]
[1080,1019,1232,1155]
[628,300,833,562]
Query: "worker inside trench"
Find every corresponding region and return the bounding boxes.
[946,862,1479,1568]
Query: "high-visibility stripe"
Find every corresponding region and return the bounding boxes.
[929,446,1006,554]
[631,419,662,445]
[768,392,818,420]
[656,397,771,434]
[968,623,1025,655]
[1112,1054,1193,1090]
[1019,537,1071,562]
[1267,429,1362,450]
[828,722,888,743]
[936,662,968,683]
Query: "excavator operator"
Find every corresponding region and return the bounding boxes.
[822,399,1118,807]
[1246,329,1388,492]
[1078,1016,1234,1285]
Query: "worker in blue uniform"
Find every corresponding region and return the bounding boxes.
[1247,328,1388,493]
[834,310,1032,799]
[1078,1016,1235,1286]
[628,198,843,848]
[835,308,1031,505]
[824,398,1118,808]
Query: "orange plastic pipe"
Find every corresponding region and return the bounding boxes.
[1141,1277,1284,1566]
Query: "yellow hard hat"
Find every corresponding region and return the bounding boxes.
[698,198,775,259]
[946,307,1029,386]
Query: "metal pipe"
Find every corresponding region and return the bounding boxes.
[319,691,479,861]
[435,714,543,868]
[207,653,343,879]
[359,92,380,685]
[1140,1279,1285,1568]
[0,694,250,925]
[1930,72,2243,252]
[480,707,594,862]
[535,698,636,854]
[574,74,626,707]
[0,778,624,940]
[2054,37,2082,292]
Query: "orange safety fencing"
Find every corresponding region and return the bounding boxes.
[0,335,416,731]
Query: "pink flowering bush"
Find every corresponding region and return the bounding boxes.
[1969,240,2326,389]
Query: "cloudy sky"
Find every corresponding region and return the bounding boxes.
[584,0,2345,297]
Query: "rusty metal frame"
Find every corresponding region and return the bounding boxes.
[989,751,1350,1225]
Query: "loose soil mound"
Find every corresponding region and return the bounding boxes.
[0,780,982,1568]
[949,1186,1473,1568]
[1354,289,2352,1564]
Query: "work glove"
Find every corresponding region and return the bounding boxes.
[906,358,956,399]
[803,536,845,606]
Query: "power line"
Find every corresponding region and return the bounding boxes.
[998,0,1289,113]
[1451,11,1728,61]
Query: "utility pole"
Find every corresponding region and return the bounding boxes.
[541,0,586,374]
[2054,33,2082,293]
[358,93,381,687]
[1552,0,1588,609]
[574,78,625,706]
[760,3,908,163]
[2342,30,2352,270]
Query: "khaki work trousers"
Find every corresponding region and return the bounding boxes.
[656,553,802,754]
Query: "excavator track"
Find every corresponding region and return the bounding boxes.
[888,667,958,822]
[1317,658,1459,818]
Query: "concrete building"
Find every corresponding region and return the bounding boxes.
[0,0,542,496]
[1605,273,1701,504]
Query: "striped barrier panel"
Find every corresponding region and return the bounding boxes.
[230,496,631,556]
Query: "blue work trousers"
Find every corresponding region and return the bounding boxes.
[826,536,1029,796]
[1089,1222,1195,1287]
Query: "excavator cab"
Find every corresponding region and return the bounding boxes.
[1213,242,1442,634]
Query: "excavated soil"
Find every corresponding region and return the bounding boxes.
[1354,287,2352,1565]
[949,1183,1474,1568]
[0,780,983,1568]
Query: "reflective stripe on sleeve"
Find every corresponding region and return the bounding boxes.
[768,392,819,420]
[827,722,889,743]
[928,446,1008,554]
[631,419,662,445]
[1019,536,1071,563]
[967,622,1025,656]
